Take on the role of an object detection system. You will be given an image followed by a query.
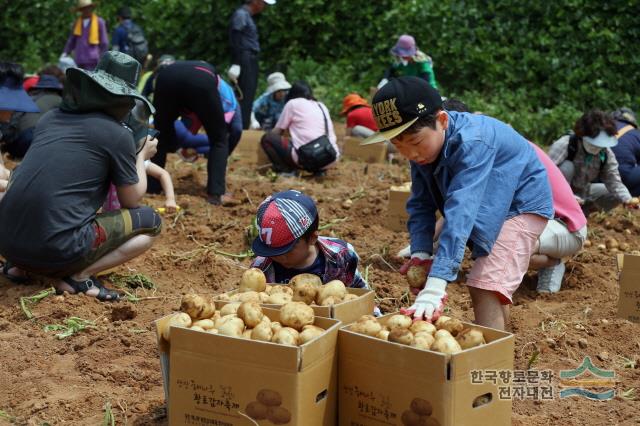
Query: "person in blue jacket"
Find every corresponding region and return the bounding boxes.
[362,77,553,330]
[611,108,640,196]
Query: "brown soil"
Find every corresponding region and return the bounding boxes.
[1,137,639,425]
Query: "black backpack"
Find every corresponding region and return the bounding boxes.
[126,23,148,64]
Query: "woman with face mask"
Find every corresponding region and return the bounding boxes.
[376,34,438,91]
[548,110,636,213]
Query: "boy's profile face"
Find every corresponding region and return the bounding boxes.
[391,111,448,165]
[271,233,318,269]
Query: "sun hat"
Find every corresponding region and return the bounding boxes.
[65,51,154,114]
[0,71,39,113]
[266,72,291,94]
[583,130,618,149]
[612,107,637,128]
[264,0,277,4]
[361,76,442,145]
[391,34,417,57]
[75,0,95,10]
[32,75,63,92]
[340,93,369,115]
[252,190,318,257]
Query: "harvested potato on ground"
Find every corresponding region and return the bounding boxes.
[219,302,241,317]
[257,389,282,407]
[181,294,216,320]
[270,285,293,296]
[376,329,390,341]
[192,319,215,330]
[343,293,359,302]
[352,317,382,337]
[434,316,452,329]
[161,312,192,341]
[299,325,324,344]
[237,301,264,327]
[606,238,619,249]
[439,318,464,336]
[456,328,486,349]
[238,291,261,303]
[267,406,291,425]
[386,314,412,330]
[410,321,436,336]
[410,397,433,416]
[280,302,315,331]
[406,265,428,290]
[245,401,268,420]
[218,317,245,337]
[267,292,293,305]
[271,327,300,346]
[316,280,347,304]
[320,295,342,306]
[239,268,267,293]
[431,336,462,354]
[412,333,435,350]
[251,321,274,342]
[292,281,318,305]
[434,329,453,340]
[619,242,630,252]
[389,328,414,346]
[190,325,205,332]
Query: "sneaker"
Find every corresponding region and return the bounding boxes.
[177,148,199,163]
[536,262,566,293]
[397,244,411,258]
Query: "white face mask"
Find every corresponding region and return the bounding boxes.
[399,58,409,66]
[583,139,602,155]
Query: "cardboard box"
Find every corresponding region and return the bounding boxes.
[235,130,270,165]
[339,314,514,426]
[387,182,411,232]
[616,254,640,323]
[156,308,341,425]
[216,287,375,325]
[342,136,387,163]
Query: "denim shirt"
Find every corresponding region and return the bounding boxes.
[407,111,553,282]
[252,91,285,130]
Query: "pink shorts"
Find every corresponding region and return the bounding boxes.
[466,214,548,305]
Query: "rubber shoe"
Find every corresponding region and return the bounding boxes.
[177,148,198,163]
[536,262,565,293]
[397,244,411,258]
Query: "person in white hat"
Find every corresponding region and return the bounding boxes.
[60,0,109,70]
[252,72,291,130]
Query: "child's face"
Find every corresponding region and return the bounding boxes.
[391,111,448,165]
[271,236,316,269]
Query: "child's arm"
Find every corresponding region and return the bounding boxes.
[406,164,438,255]
[145,162,177,212]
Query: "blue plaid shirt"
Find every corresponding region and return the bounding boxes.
[251,236,368,288]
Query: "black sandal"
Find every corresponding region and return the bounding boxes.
[1,260,29,284]
[59,276,122,302]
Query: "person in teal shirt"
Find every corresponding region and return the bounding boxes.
[378,34,438,90]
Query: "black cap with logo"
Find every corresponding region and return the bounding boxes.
[362,76,442,145]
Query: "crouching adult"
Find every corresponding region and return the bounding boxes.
[0,52,161,301]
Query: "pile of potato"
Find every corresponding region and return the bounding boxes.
[350,314,486,355]
[160,293,326,347]
[217,269,360,307]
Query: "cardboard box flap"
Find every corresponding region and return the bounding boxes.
[619,254,640,274]
[330,288,375,324]
[299,316,341,370]
[155,314,173,355]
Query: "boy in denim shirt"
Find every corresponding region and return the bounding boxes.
[251,190,368,288]
[362,77,553,330]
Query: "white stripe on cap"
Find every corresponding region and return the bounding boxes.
[277,198,311,237]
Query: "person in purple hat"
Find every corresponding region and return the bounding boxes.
[378,34,438,90]
[250,190,368,288]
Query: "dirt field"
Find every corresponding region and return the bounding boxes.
[1,132,639,425]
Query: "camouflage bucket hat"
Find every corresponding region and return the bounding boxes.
[65,51,154,114]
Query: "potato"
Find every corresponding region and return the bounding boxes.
[212,311,221,321]
[229,293,241,301]
[456,328,486,350]
[259,292,270,303]
[342,293,359,302]
[434,329,453,340]
[190,325,205,332]
[264,284,273,294]
[256,389,282,407]
[271,327,299,346]
[316,280,347,304]
[606,238,619,249]
[239,268,267,293]
[260,315,271,325]
[619,242,630,252]
[410,398,433,416]
[439,318,464,336]
[180,294,216,320]
[389,328,414,346]
[251,321,274,342]
[217,293,230,301]
[267,292,293,305]
[218,317,245,337]
[245,400,268,420]
[280,302,315,331]
[271,321,283,333]
[219,302,241,317]
[237,301,264,327]
[320,295,342,306]
[267,406,291,425]
[208,328,218,334]
[434,315,452,329]
[410,321,436,336]
[406,264,427,289]
[192,319,215,330]
[583,239,592,248]
[292,281,318,305]
[386,314,412,330]
[357,315,377,322]
[376,329,390,341]
[238,291,261,303]
[352,318,382,337]
[242,329,253,339]
[299,325,324,344]
[215,314,239,329]
[161,312,192,341]
[411,333,435,350]
[431,336,462,354]
[270,285,293,296]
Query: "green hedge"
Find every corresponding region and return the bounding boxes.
[2,0,638,144]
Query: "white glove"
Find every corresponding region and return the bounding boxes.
[249,112,261,130]
[228,64,241,82]
[60,52,68,58]
[574,195,585,205]
[404,277,448,322]
[377,78,389,89]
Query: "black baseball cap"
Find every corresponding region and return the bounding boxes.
[361,76,443,145]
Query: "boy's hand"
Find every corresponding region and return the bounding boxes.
[401,277,448,322]
[164,199,178,213]
[399,254,433,295]
[140,136,158,160]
